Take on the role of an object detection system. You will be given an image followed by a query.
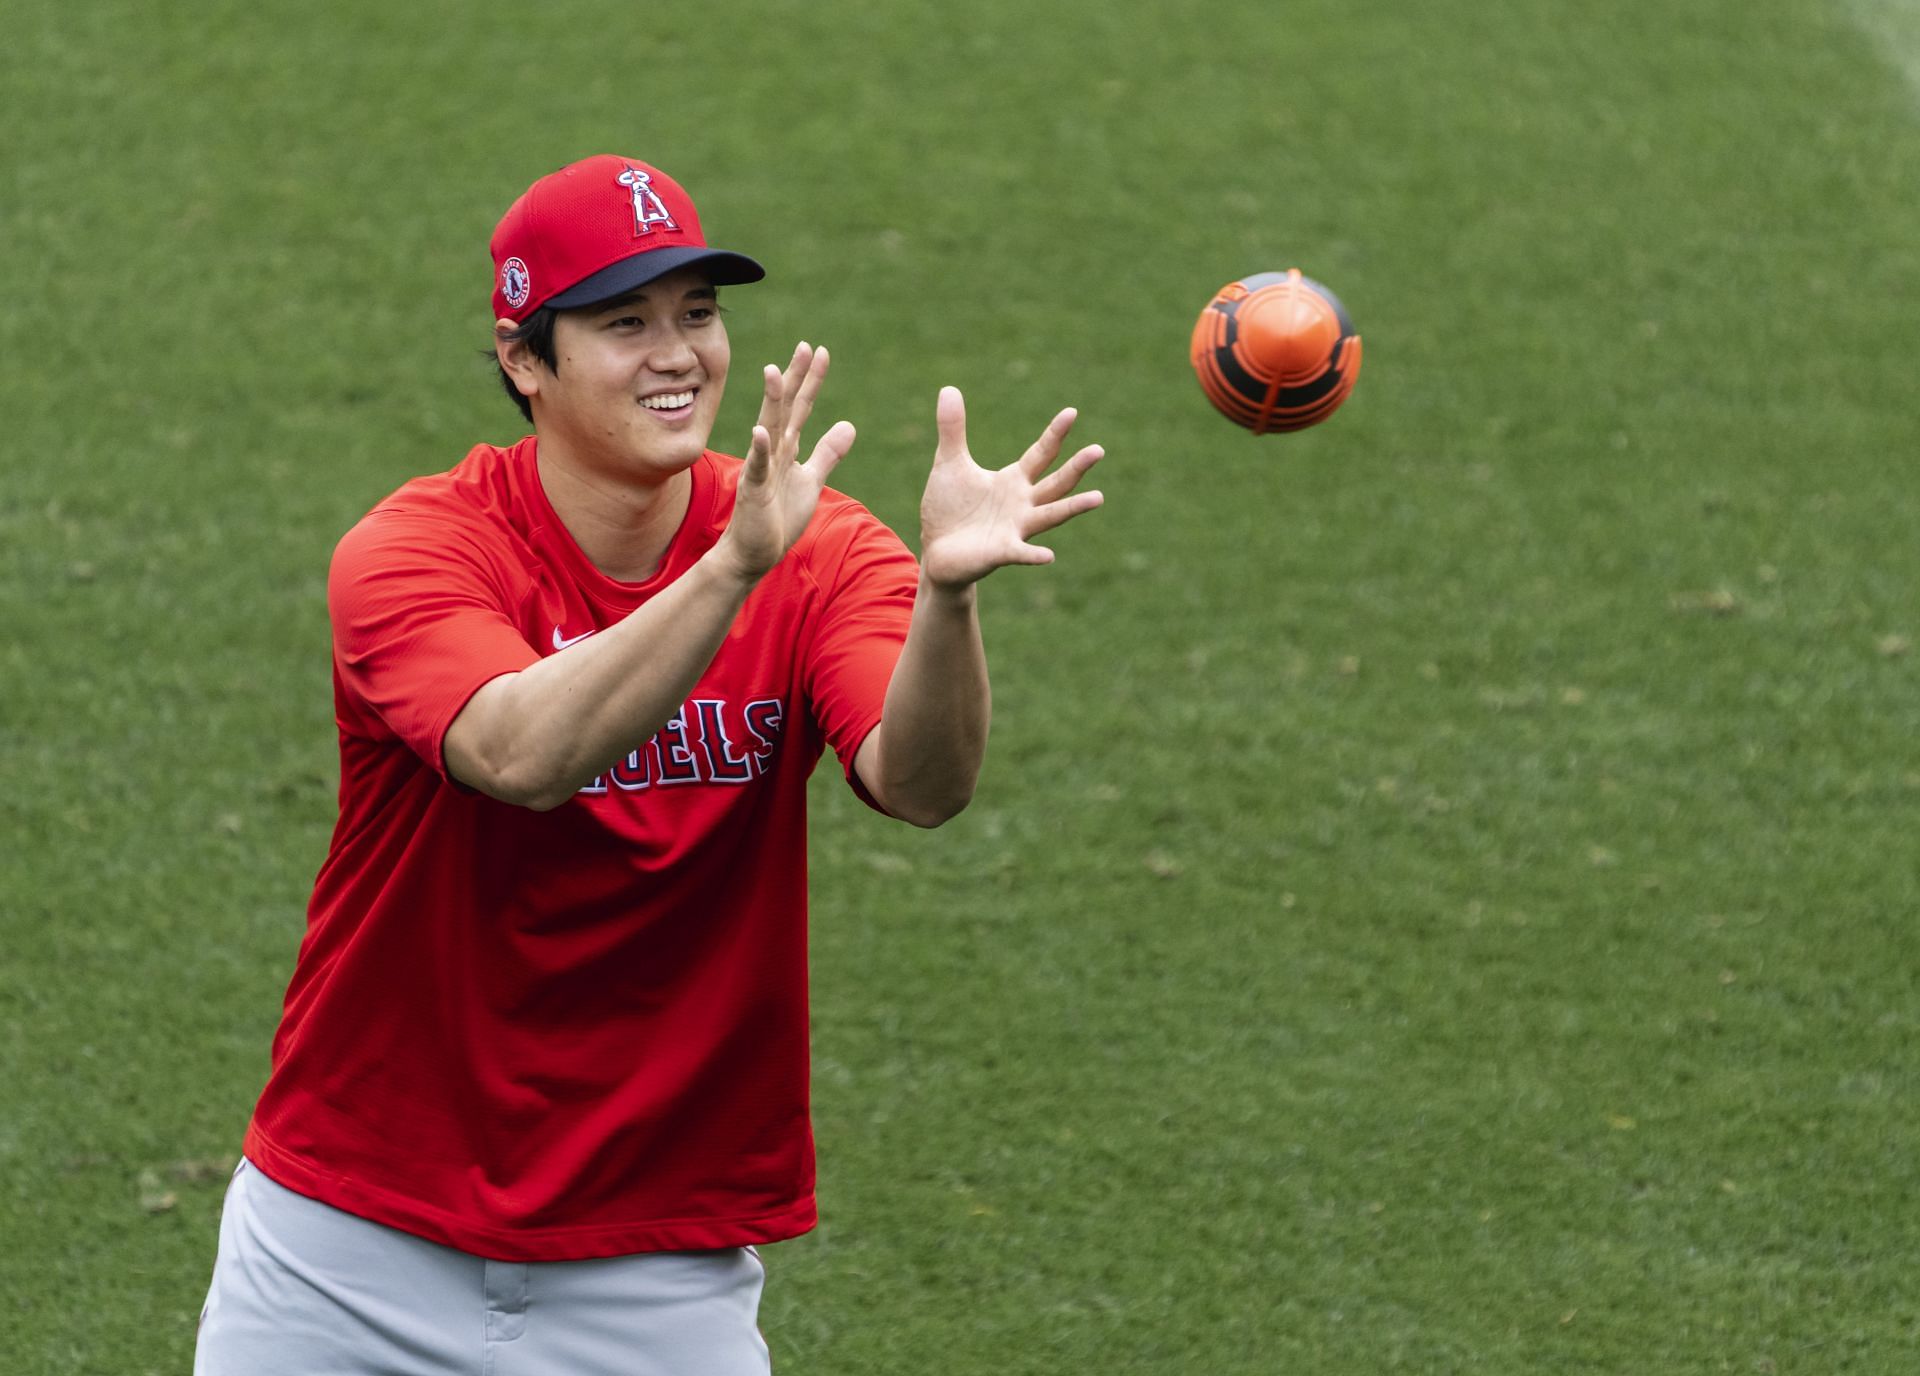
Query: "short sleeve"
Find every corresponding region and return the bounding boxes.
[329,510,542,776]
[801,504,919,798]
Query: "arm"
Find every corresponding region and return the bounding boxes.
[447,344,855,809]
[854,387,1104,827]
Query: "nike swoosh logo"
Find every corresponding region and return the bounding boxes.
[552,626,596,651]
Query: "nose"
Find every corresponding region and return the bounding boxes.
[649,326,698,375]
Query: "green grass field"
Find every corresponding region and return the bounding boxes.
[5,0,1919,1371]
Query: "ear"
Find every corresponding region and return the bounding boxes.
[494,318,544,402]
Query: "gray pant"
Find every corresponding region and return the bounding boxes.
[194,1159,772,1375]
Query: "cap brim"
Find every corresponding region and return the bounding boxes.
[545,247,766,311]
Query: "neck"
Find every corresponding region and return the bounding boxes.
[534,441,696,583]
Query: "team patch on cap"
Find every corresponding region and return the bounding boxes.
[617,167,678,236]
[501,257,531,311]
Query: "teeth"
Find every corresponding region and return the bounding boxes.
[641,391,695,410]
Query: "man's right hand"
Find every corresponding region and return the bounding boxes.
[713,342,856,583]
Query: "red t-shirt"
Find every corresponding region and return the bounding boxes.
[244,438,917,1261]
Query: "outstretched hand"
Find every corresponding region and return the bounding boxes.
[917,387,1105,591]
[718,342,857,581]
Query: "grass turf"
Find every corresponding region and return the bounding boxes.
[3,0,1918,1370]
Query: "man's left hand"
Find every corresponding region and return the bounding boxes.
[917,387,1105,591]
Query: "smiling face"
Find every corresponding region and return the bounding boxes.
[504,264,730,486]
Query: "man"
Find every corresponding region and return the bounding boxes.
[193,154,1103,1375]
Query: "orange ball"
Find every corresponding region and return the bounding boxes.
[1190,270,1362,433]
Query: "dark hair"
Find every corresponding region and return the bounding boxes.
[492,307,559,424]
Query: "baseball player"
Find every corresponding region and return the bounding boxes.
[191,153,1104,1374]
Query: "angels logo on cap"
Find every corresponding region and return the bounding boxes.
[488,154,767,323]
[616,168,678,235]
[500,257,532,311]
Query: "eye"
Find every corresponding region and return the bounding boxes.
[607,315,645,330]
[686,306,717,323]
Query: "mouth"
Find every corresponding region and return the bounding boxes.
[638,388,698,421]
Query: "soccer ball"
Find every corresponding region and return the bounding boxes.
[1190,270,1362,433]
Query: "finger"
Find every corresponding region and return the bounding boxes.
[1003,542,1058,567]
[784,345,831,445]
[803,419,857,482]
[1031,444,1104,504]
[752,363,785,437]
[743,424,774,483]
[1016,408,1078,478]
[934,386,968,465]
[780,342,814,396]
[756,345,811,439]
[1023,488,1104,537]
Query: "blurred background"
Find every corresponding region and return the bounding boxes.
[3,0,1917,1370]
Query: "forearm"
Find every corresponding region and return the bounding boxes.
[449,550,755,808]
[864,575,991,827]
[852,386,1101,824]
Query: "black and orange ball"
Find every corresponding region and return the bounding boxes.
[1190,270,1362,433]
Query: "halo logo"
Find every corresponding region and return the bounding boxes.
[501,257,532,310]
[617,168,678,235]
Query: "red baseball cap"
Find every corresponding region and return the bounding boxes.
[489,155,765,322]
